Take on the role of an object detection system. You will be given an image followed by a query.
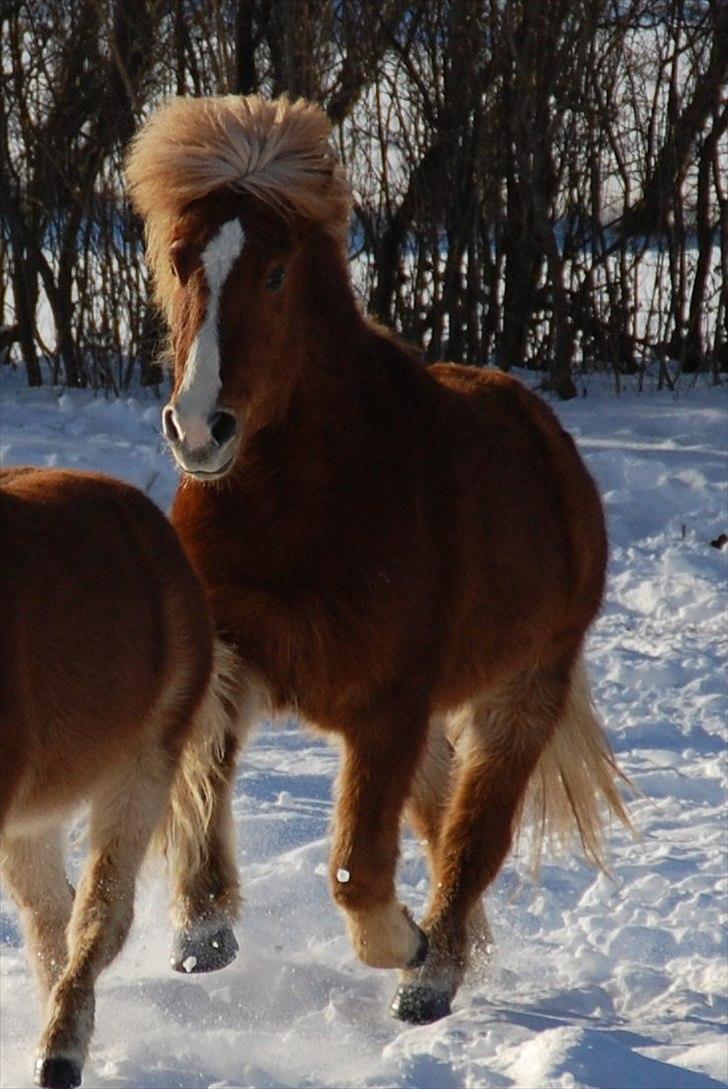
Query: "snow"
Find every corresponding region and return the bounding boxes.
[1,365,726,1089]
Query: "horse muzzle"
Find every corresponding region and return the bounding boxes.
[162,403,240,480]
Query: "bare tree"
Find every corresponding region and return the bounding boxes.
[2,0,725,392]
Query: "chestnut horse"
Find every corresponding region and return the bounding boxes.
[126,94,630,1024]
[0,468,249,1089]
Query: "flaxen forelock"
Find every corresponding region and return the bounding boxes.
[125,94,352,315]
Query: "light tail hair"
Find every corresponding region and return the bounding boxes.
[519,655,634,873]
[155,638,263,874]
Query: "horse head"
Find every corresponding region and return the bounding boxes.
[126,94,352,482]
[162,192,303,479]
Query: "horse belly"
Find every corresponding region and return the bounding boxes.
[429,489,591,708]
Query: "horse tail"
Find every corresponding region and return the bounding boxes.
[154,638,260,875]
[519,654,634,874]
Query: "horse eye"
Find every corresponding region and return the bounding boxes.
[169,239,198,286]
[265,266,286,291]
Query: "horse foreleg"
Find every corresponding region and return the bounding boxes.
[166,643,260,975]
[34,748,172,1089]
[168,727,242,974]
[393,665,569,1024]
[1,826,73,996]
[330,706,429,971]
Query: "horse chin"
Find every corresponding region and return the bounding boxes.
[175,450,238,483]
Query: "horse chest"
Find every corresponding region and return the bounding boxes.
[176,517,426,717]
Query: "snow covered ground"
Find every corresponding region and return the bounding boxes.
[1,365,726,1089]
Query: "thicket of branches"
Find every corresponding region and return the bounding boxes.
[2,0,726,396]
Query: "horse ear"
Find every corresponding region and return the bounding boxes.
[169,238,199,286]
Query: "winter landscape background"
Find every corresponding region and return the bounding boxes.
[3,2,727,395]
[1,366,725,1089]
[2,2,727,1086]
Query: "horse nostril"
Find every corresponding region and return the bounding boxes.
[163,406,181,444]
[210,411,237,447]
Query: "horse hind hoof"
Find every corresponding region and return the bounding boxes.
[170,922,239,974]
[34,1056,82,1089]
[390,982,452,1025]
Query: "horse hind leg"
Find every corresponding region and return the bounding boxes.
[1,825,74,996]
[405,714,452,862]
[392,661,572,1025]
[33,743,175,1089]
[405,715,492,958]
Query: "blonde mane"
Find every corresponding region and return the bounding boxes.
[125,95,352,315]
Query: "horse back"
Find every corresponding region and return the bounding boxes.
[0,468,212,827]
[425,365,607,697]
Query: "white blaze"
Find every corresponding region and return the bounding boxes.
[175,218,245,446]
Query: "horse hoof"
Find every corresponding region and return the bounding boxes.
[170,922,239,973]
[390,982,452,1024]
[406,926,429,969]
[34,1056,82,1088]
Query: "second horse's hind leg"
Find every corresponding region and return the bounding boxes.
[34,747,173,1089]
[393,664,570,1024]
[1,826,73,995]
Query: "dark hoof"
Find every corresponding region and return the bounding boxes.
[406,926,429,969]
[34,1056,82,1089]
[170,922,239,974]
[390,983,452,1025]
